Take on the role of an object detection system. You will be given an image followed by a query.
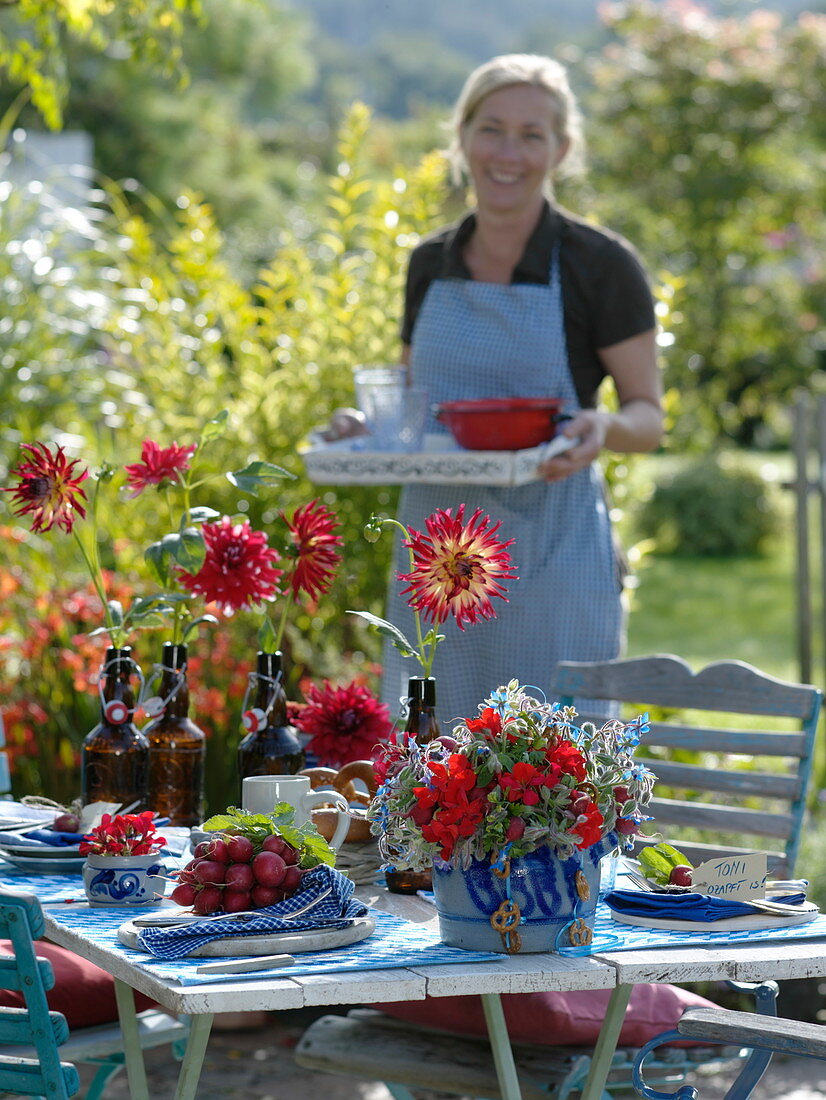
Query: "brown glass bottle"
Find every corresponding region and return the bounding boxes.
[82,647,149,809]
[237,651,305,800]
[403,676,441,744]
[142,643,205,827]
[385,676,440,894]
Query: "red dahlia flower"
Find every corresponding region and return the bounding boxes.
[178,516,282,613]
[283,500,343,602]
[124,441,197,497]
[399,505,516,629]
[3,442,88,534]
[293,679,392,767]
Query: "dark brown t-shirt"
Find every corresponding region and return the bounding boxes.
[401,201,656,409]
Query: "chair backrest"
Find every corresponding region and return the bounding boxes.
[552,655,823,877]
[0,888,80,1099]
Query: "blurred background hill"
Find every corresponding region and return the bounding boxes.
[292,0,816,117]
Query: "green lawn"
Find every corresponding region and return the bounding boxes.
[626,547,799,683]
[621,451,808,686]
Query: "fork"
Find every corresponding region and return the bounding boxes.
[133,886,335,928]
[624,870,813,916]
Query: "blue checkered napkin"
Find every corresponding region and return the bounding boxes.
[137,864,368,960]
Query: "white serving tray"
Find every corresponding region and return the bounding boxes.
[300,433,573,487]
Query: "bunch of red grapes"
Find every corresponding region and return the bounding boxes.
[171,833,305,915]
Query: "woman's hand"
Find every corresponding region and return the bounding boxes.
[537,410,607,483]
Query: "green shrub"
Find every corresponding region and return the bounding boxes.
[638,456,776,557]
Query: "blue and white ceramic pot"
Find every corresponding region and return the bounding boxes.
[82,852,167,907]
[431,834,616,954]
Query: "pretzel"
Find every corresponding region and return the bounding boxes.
[299,767,357,804]
[335,760,378,804]
[300,761,379,844]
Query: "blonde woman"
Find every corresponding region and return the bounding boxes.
[383,54,663,720]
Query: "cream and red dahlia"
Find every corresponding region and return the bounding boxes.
[283,500,343,602]
[3,442,88,534]
[294,679,392,767]
[124,441,197,497]
[398,505,516,629]
[178,516,282,613]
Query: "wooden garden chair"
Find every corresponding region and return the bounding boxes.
[555,654,824,1100]
[0,886,189,1100]
[633,1002,826,1099]
[295,655,822,1100]
[553,654,822,877]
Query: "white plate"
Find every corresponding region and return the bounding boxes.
[0,851,86,874]
[0,842,82,858]
[118,915,376,957]
[609,905,820,932]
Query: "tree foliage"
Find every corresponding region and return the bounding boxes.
[0,0,202,129]
[582,1,825,445]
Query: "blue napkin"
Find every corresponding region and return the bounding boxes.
[0,829,84,848]
[137,864,369,960]
[606,889,772,922]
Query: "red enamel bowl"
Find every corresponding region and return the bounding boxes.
[434,397,566,451]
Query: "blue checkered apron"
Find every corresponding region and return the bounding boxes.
[381,247,623,726]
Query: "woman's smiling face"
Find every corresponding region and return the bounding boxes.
[461,83,569,218]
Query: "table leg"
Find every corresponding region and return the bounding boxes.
[579,983,633,1100]
[480,992,523,1100]
[173,1012,214,1100]
[113,978,150,1100]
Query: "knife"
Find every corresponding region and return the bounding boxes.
[195,953,295,975]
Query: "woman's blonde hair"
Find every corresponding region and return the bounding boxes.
[448,53,585,184]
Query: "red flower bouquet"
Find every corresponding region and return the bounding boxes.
[369,679,654,871]
[79,811,166,856]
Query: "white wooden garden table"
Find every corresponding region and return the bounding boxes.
[40,884,826,1100]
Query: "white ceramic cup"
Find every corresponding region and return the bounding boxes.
[241,775,351,850]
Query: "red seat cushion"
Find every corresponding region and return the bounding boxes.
[374,984,719,1047]
[0,940,158,1029]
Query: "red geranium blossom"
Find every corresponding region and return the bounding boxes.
[283,500,343,602]
[178,516,282,612]
[498,760,559,805]
[415,754,490,861]
[79,811,166,856]
[546,739,587,782]
[293,679,392,767]
[398,505,516,629]
[465,707,503,738]
[3,442,88,534]
[124,441,197,497]
[571,801,604,849]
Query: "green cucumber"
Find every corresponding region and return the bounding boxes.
[639,842,693,884]
[655,842,692,869]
